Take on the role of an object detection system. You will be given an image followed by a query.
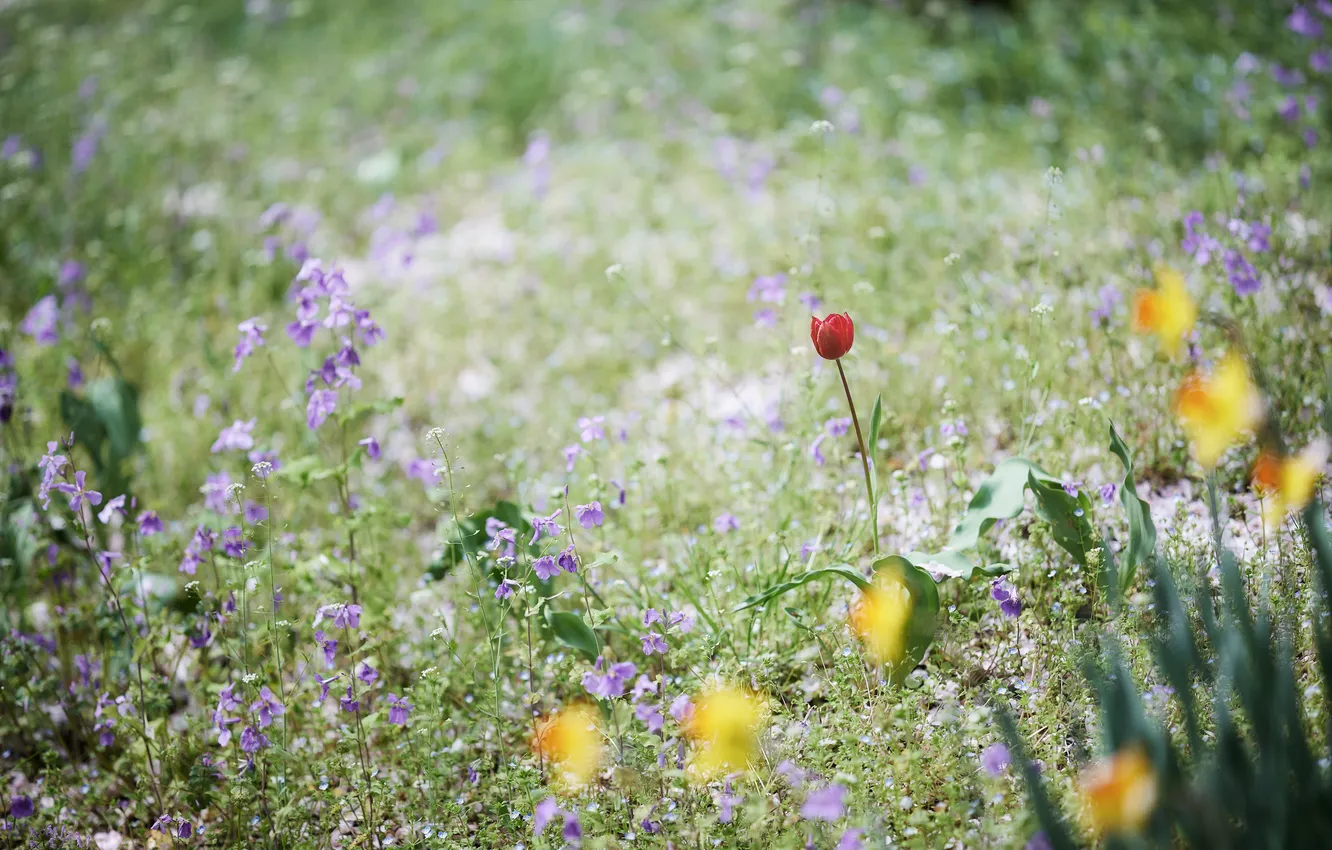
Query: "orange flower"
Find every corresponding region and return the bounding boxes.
[533,702,602,787]
[848,569,911,667]
[1079,746,1158,835]
[1132,265,1196,355]
[1252,440,1328,528]
[1174,353,1263,468]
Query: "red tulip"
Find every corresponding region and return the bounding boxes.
[810,313,854,360]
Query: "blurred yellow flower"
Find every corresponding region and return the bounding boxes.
[683,684,765,779]
[1131,265,1197,355]
[1252,439,1328,528]
[1174,354,1263,468]
[533,702,602,787]
[1079,746,1158,835]
[848,569,911,667]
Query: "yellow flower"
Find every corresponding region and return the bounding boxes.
[1131,265,1197,355]
[1252,439,1328,528]
[848,569,911,668]
[1174,354,1263,468]
[533,702,602,787]
[1079,746,1158,835]
[683,684,766,779]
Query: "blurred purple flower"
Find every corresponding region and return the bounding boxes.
[802,784,847,821]
[713,512,740,534]
[1289,5,1324,38]
[1223,249,1260,296]
[306,389,337,430]
[1100,483,1117,504]
[358,436,381,461]
[137,510,163,536]
[211,419,256,453]
[980,742,1011,776]
[641,632,667,655]
[21,296,59,346]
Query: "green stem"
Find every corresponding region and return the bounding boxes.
[836,359,879,555]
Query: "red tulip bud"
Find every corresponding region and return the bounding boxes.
[810,313,854,360]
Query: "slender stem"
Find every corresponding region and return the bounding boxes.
[835,359,879,555]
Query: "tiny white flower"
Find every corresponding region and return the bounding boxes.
[810,119,835,134]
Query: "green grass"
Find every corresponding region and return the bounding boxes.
[0,0,1329,847]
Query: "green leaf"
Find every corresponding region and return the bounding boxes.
[902,548,1011,582]
[272,455,328,487]
[871,554,940,678]
[1108,422,1157,594]
[947,458,1053,551]
[1027,472,1098,567]
[546,610,599,660]
[733,565,870,612]
[59,376,143,496]
[868,393,883,453]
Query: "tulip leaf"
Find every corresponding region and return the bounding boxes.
[1027,472,1098,567]
[947,457,1054,551]
[903,548,1012,582]
[1108,422,1157,594]
[871,554,941,679]
[733,565,870,612]
[545,610,599,661]
[868,393,883,454]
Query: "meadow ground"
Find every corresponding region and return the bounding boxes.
[1,1,1331,848]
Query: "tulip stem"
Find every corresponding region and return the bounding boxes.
[836,358,879,555]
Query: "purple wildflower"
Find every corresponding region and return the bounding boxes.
[753,308,777,328]
[826,417,851,437]
[386,693,412,725]
[316,602,362,629]
[316,674,338,702]
[339,685,360,714]
[837,828,866,850]
[286,317,318,347]
[641,632,668,656]
[643,608,663,627]
[233,318,267,372]
[799,291,822,312]
[315,630,338,667]
[306,389,337,430]
[562,812,582,845]
[137,508,163,535]
[668,609,696,633]
[9,795,34,818]
[529,509,562,544]
[802,784,847,821]
[534,797,561,834]
[358,436,380,460]
[357,662,379,686]
[718,782,742,824]
[777,759,807,788]
[1099,483,1117,504]
[557,544,578,573]
[747,272,787,303]
[239,725,269,753]
[713,512,740,534]
[54,469,102,512]
[200,471,233,514]
[533,555,559,581]
[991,578,1022,618]
[97,494,127,524]
[1223,249,1260,296]
[1089,284,1121,326]
[578,415,606,442]
[669,693,694,723]
[1289,5,1324,38]
[563,444,582,471]
[494,579,519,600]
[250,686,284,728]
[981,742,1011,776]
[575,501,604,529]
[633,700,665,733]
[211,419,257,453]
[67,357,84,388]
[21,295,59,345]
[1061,480,1081,497]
